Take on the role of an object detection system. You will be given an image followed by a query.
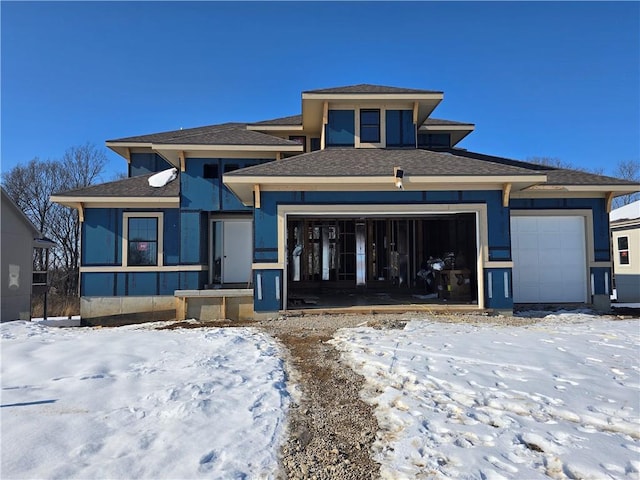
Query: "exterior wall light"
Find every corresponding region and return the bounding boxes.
[394,167,404,190]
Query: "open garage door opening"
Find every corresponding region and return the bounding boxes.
[285,213,478,309]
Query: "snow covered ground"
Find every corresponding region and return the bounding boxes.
[2,312,639,480]
[332,312,640,479]
[1,321,289,479]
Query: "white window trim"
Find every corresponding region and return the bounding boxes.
[123,212,164,267]
[355,107,386,148]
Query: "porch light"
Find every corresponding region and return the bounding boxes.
[394,167,404,190]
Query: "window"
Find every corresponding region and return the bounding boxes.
[289,135,307,152]
[360,109,380,143]
[124,213,163,267]
[386,110,415,147]
[224,163,239,173]
[326,110,355,146]
[418,133,451,148]
[310,137,321,152]
[618,236,630,265]
[203,163,219,179]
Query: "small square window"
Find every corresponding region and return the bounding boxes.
[289,136,306,152]
[360,109,380,143]
[203,164,219,179]
[224,163,239,173]
[618,237,629,250]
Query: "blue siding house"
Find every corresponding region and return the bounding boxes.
[51,84,639,323]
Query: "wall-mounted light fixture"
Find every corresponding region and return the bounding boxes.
[394,166,404,190]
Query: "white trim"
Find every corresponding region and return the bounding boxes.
[511,211,591,303]
[153,143,302,152]
[419,124,475,131]
[123,212,164,267]
[276,203,488,310]
[302,92,443,101]
[246,125,304,131]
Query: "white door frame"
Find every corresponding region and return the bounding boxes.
[209,216,253,285]
[510,210,593,303]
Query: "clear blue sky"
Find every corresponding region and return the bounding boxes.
[2,1,639,181]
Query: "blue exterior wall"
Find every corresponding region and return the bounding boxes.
[181,157,268,212]
[253,269,282,312]
[81,207,187,296]
[129,153,172,177]
[254,189,512,311]
[82,208,179,267]
[484,268,513,310]
[82,271,205,296]
[81,157,271,299]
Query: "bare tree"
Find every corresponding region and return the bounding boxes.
[526,156,604,175]
[2,143,107,295]
[612,160,640,208]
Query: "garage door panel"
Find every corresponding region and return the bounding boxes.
[511,216,587,303]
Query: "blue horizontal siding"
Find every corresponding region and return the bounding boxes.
[81,271,204,296]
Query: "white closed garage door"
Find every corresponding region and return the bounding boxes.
[511,216,587,303]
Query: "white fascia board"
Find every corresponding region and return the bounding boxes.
[523,184,640,193]
[226,174,547,186]
[50,196,179,209]
[302,92,444,101]
[105,141,153,148]
[419,124,475,131]
[245,125,304,131]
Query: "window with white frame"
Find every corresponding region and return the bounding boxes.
[360,109,380,143]
[618,236,630,265]
[123,212,163,267]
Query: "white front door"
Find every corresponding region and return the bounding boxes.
[210,219,252,285]
[511,215,587,303]
[222,220,252,284]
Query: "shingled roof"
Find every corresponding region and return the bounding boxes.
[450,150,639,186]
[303,84,443,95]
[107,122,301,146]
[249,114,303,126]
[224,148,545,178]
[52,172,179,198]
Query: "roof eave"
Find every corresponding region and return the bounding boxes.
[223,174,547,206]
[246,125,304,131]
[50,195,180,209]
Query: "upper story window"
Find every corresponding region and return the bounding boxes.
[289,135,307,152]
[326,110,355,146]
[360,109,380,143]
[203,163,219,179]
[124,212,163,267]
[386,110,415,147]
[418,133,451,149]
[618,236,630,265]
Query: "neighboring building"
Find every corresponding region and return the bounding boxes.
[51,84,640,323]
[1,187,55,321]
[610,200,640,303]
